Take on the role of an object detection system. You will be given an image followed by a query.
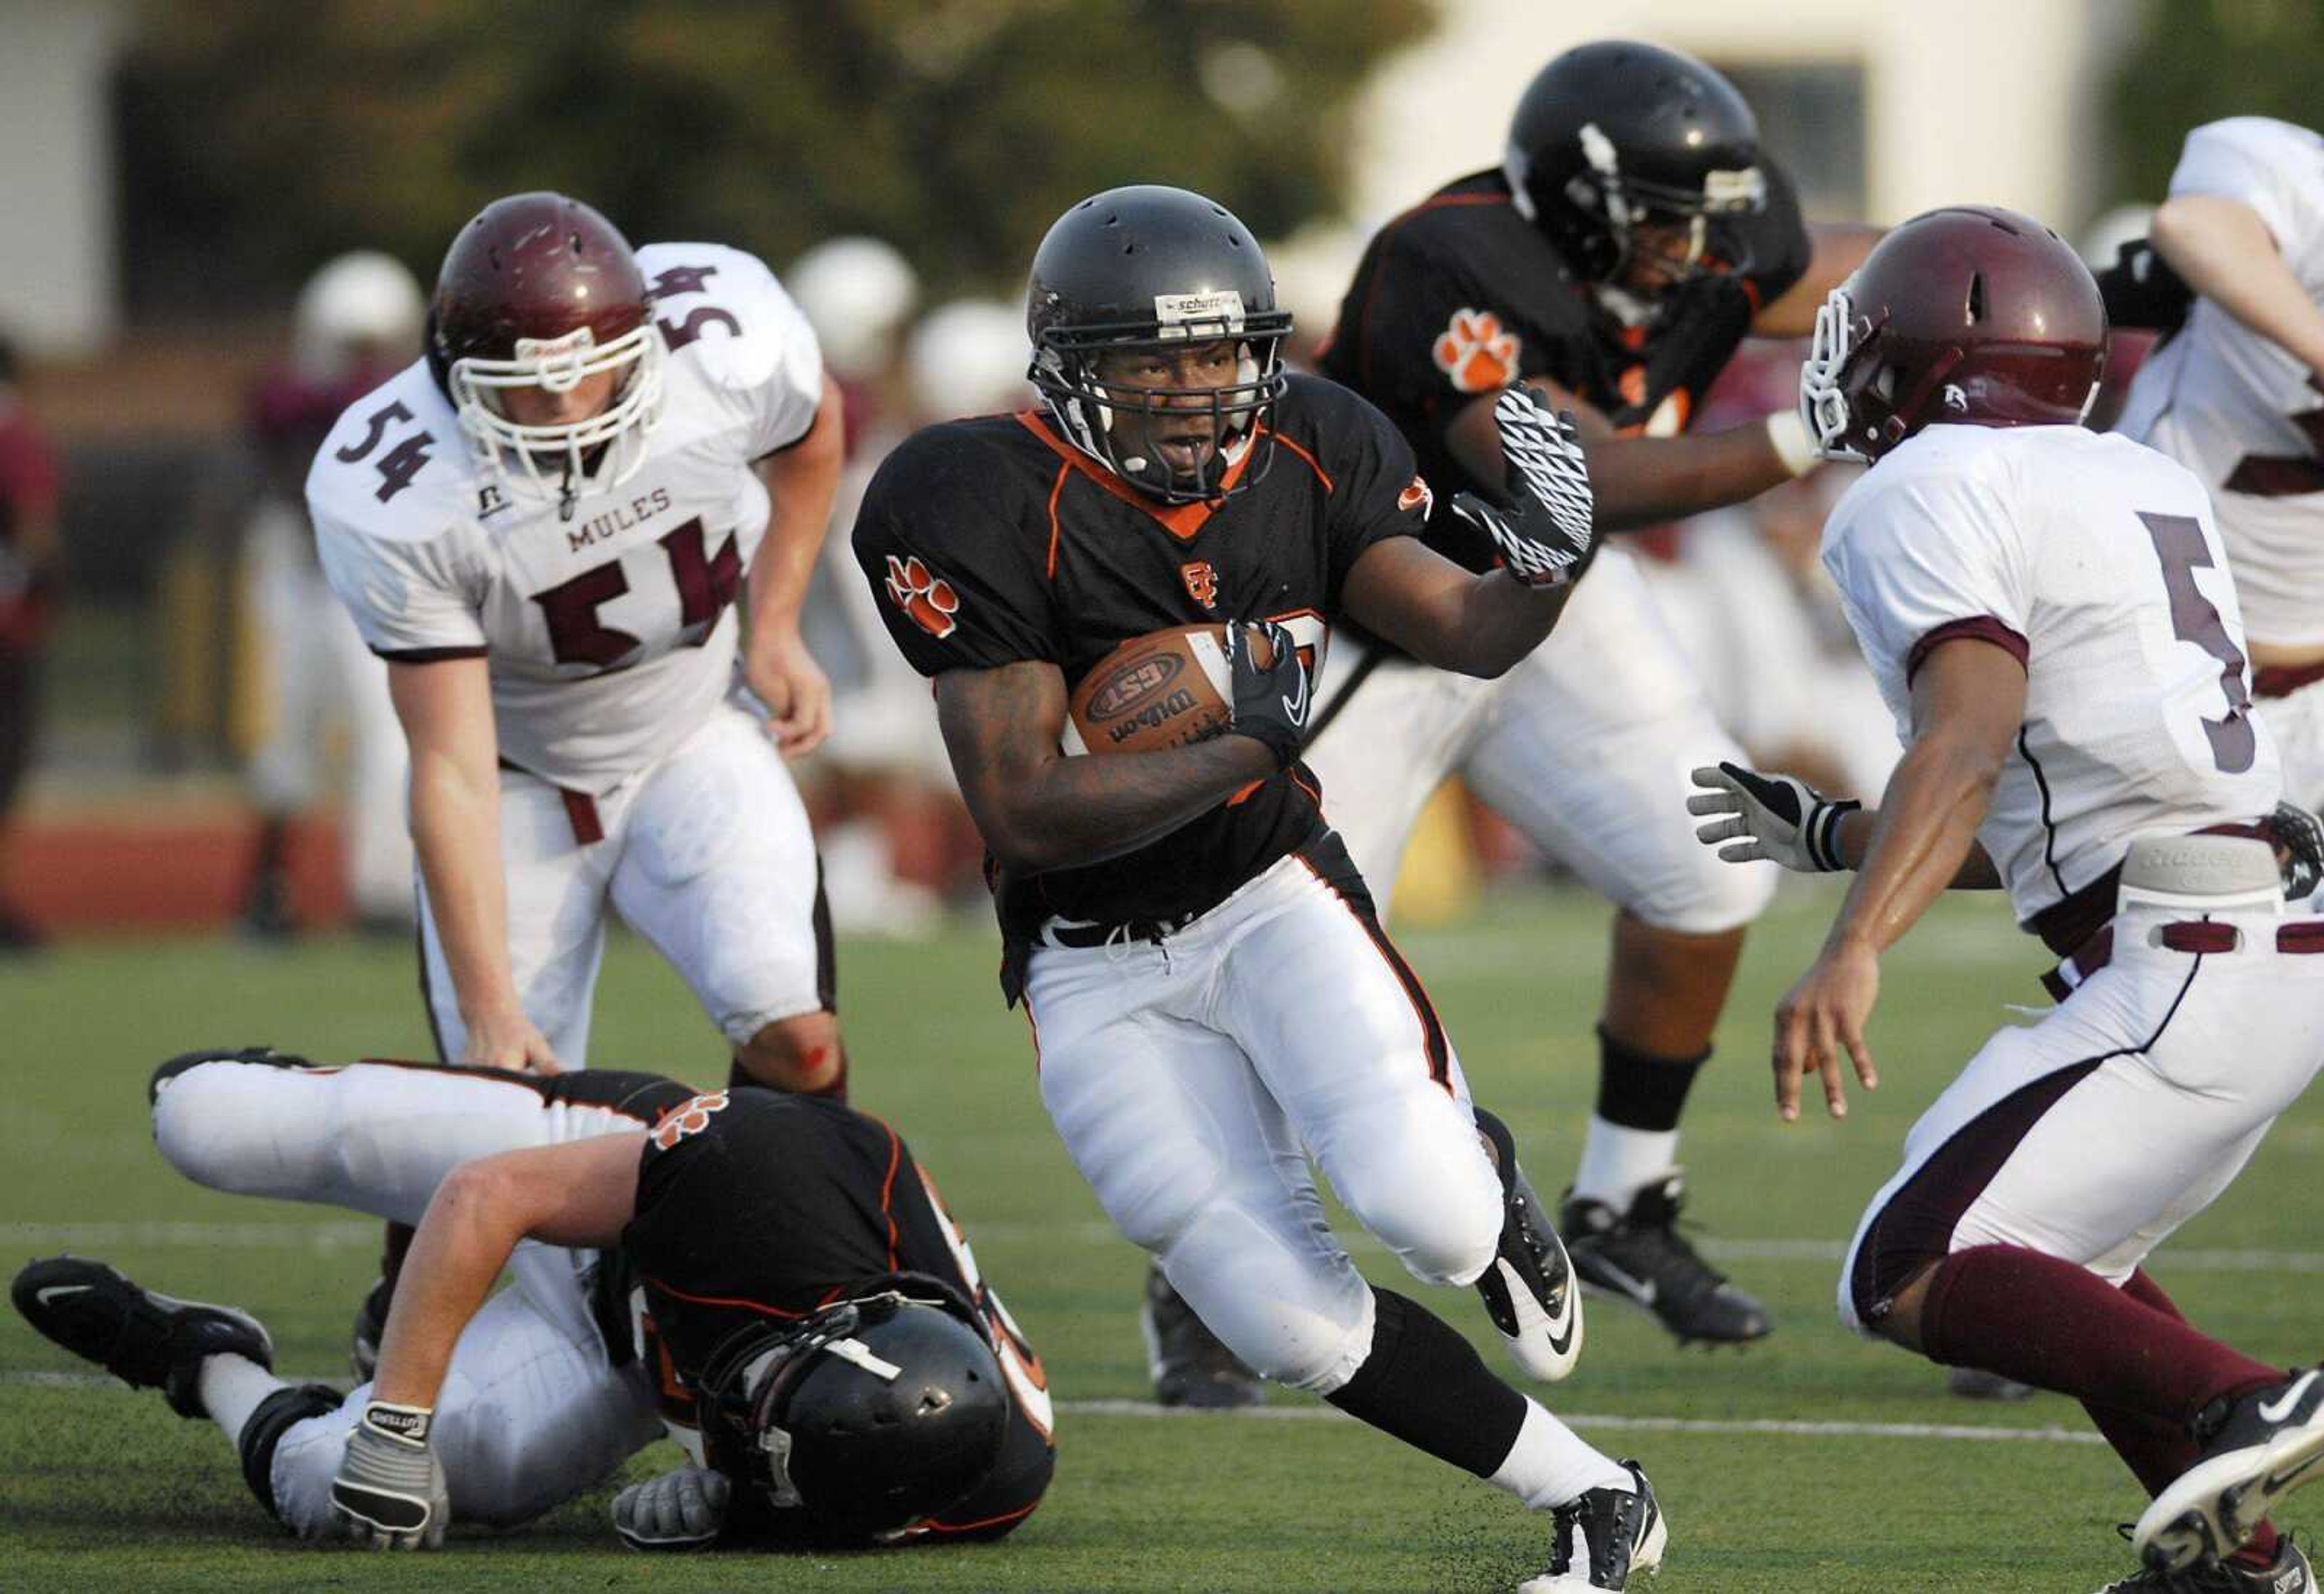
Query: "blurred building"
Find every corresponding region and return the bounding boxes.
[0,1,132,355]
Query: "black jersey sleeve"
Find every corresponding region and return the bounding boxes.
[850,426,1059,677]
[1301,381,1433,599]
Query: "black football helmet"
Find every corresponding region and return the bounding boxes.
[1026,185,1293,504]
[695,1276,1009,1540]
[1504,41,1769,288]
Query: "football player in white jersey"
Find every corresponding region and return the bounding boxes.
[309,191,845,1093]
[1695,207,2324,1592]
[2113,118,2324,812]
[309,193,849,1369]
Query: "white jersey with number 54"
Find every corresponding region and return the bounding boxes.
[309,242,825,794]
[1821,423,2282,929]
[2116,117,2324,648]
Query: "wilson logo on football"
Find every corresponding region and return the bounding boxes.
[884,554,960,640]
[649,1090,730,1151]
[1180,560,1219,609]
[1397,475,1434,518]
[1086,654,1185,720]
[1433,309,1521,394]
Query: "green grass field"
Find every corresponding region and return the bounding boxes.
[5,884,2320,1592]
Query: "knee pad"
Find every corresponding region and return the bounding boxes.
[1633,842,1777,937]
[1158,1199,1373,1392]
[1336,1150,1502,1291]
[149,1055,321,1196]
[237,1382,344,1529]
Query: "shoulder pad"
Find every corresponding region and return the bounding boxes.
[638,241,818,398]
[303,363,476,546]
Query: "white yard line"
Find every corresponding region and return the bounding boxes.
[9,1220,2323,1274]
[0,1371,2106,1446]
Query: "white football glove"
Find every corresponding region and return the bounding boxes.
[1688,761,1859,873]
[330,1400,447,1550]
[613,1464,731,1552]
[1448,387,1597,588]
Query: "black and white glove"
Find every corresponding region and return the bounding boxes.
[1448,387,1597,588]
[1226,619,1312,769]
[1687,761,1859,873]
[613,1464,731,1552]
[330,1400,448,1550]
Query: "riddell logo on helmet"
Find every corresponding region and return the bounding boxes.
[884,555,961,640]
[1433,310,1521,394]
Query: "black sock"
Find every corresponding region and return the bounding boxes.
[237,1382,342,1521]
[1593,1024,1709,1133]
[1325,1288,1526,1478]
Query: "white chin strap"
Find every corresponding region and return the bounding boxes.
[1798,285,1866,462]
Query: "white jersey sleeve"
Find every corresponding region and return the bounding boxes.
[2169,117,2324,261]
[637,243,824,461]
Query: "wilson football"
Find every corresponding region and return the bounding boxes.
[1063,624,1272,756]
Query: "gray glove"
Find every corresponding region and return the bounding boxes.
[1449,387,1597,588]
[613,1464,732,1552]
[330,1400,448,1550]
[1688,761,1858,872]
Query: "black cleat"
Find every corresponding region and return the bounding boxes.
[11,1256,273,1419]
[1474,1109,1582,1382]
[1521,1460,1668,1591]
[350,1276,391,1383]
[1141,1262,1262,1409]
[2098,1534,2313,1591]
[1560,1174,1771,1346]
[2137,1368,2324,1573]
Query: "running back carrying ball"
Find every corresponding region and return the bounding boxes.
[1063,624,1278,756]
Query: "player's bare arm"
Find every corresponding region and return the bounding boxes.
[934,660,1276,874]
[746,373,846,758]
[387,657,557,1073]
[1341,537,1576,677]
[1748,223,1885,338]
[369,1132,643,1411]
[1772,639,2025,1121]
[1445,372,1811,532]
[2148,193,2324,377]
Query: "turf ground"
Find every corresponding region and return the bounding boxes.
[6,883,2320,1592]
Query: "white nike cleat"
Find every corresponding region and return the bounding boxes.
[2135,1366,2324,1573]
[1474,1109,1583,1382]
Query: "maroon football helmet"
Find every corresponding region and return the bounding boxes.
[426,191,665,501]
[1799,205,2107,463]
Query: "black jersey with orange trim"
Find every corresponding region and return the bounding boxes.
[618,1086,1054,1543]
[1318,165,1809,573]
[850,371,1430,944]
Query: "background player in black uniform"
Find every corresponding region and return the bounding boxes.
[1304,40,1884,1355]
[853,184,1666,1592]
[14,1050,1052,1552]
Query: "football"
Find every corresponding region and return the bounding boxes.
[1062,624,1272,756]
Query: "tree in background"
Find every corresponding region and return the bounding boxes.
[2107,0,2324,204]
[117,0,1434,317]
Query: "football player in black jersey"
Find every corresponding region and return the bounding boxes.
[1305,40,1885,1354]
[852,185,1667,1590]
[13,1049,1052,1553]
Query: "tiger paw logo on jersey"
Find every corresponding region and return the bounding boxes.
[884,554,960,640]
[649,1090,730,1151]
[1180,560,1219,610]
[1397,475,1434,518]
[1433,309,1521,394]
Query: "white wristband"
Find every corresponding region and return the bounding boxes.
[1763,408,1819,478]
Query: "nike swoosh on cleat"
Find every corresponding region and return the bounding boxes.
[34,1285,94,1308]
[2259,1371,2321,1426]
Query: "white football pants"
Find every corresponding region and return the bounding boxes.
[420,699,828,1067]
[1305,545,1778,931]
[149,1057,663,1535]
[2256,681,2324,812]
[1026,854,1505,1395]
[1840,897,2324,1333]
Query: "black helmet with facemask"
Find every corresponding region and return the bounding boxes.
[694,1276,1009,1541]
[1026,185,1293,505]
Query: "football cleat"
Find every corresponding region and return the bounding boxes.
[350,1276,392,1383]
[1473,1108,1583,1382]
[11,1256,273,1419]
[1520,1460,1667,1591]
[1560,1175,1772,1346]
[2096,1534,2312,1592]
[2136,1368,2324,1572]
[1141,1262,1263,1409]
